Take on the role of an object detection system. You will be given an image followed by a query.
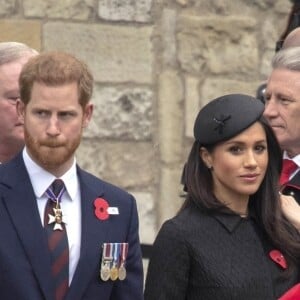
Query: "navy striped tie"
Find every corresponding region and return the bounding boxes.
[44,179,69,300]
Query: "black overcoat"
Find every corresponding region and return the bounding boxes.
[144,204,299,300]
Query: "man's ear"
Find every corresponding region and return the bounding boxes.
[82,102,94,128]
[16,99,25,123]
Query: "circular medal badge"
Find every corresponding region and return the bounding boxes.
[100,264,110,281]
[118,265,126,280]
[110,266,119,281]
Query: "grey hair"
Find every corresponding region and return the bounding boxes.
[272,46,300,72]
[0,42,38,65]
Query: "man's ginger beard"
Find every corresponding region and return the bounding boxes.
[24,127,81,172]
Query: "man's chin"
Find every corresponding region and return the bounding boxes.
[271,126,287,137]
[37,152,71,169]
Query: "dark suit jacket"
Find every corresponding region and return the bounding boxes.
[0,153,144,300]
[282,170,300,204]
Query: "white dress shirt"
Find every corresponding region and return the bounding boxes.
[23,147,81,285]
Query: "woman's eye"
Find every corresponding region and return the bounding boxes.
[229,146,241,154]
[255,145,266,153]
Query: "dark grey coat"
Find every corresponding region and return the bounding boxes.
[144,204,298,300]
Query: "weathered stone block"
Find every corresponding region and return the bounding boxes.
[274,0,292,14]
[176,0,188,6]
[0,0,16,16]
[23,0,94,20]
[260,49,274,78]
[158,70,184,164]
[43,22,153,84]
[158,167,184,226]
[133,192,157,244]
[200,78,261,104]
[85,85,153,140]
[177,15,258,75]
[0,20,41,50]
[184,76,200,138]
[252,0,277,9]
[76,139,106,178]
[98,0,152,22]
[161,9,177,68]
[76,140,156,189]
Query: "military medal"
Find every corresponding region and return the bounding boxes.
[100,243,113,281]
[45,184,66,231]
[118,243,128,280]
[118,265,126,281]
[110,264,119,281]
[110,243,120,281]
[101,261,111,281]
[48,205,67,230]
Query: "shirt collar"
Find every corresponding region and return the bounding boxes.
[22,147,78,200]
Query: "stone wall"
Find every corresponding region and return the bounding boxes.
[0,0,291,251]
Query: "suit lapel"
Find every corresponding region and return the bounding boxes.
[286,170,300,190]
[66,168,112,300]
[1,154,54,300]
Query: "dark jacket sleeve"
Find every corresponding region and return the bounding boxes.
[144,220,190,300]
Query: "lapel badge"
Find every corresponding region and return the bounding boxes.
[269,249,287,269]
[94,198,119,221]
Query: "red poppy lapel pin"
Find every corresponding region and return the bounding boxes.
[94,198,119,221]
[269,249,287,269]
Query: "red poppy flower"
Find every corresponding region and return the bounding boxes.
[94,198,109,220]
[269,249,287,269]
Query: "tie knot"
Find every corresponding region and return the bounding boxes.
[280,159,298,185]
[282,159,298,175]
[46,179,65,201]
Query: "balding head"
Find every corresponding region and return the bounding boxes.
[282,27,300,49]
[0,42,38,66]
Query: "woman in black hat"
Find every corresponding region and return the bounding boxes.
[144,94,300,300]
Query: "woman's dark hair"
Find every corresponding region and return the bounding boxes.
[182,117,300,269]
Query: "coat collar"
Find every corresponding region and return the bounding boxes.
[212,206,259,234]
[213,213,245,233]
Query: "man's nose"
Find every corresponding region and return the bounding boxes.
[263,97,279,118]
[46,116,60,136]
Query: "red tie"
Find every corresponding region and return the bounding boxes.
[44,179,69,300]
[279,159,298,186]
